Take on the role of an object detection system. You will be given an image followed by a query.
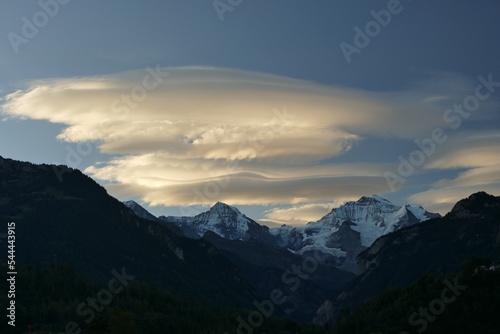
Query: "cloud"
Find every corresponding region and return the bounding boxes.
[2,67,497,209]
[426,133,500,170]
[425,132,500,187]
[83,149,395,206]
[261,202,343,226]
[434,165,500,188]
[408,183,500,215]
[409,132,500,214]
[2,67,474,141]
[95,159,392,207]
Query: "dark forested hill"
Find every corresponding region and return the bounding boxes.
[0,156,258,309]
[0,261,334,334]
[332,258,500,334]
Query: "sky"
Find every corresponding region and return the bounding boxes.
[1,0,499,227]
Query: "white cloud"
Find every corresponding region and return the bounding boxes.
[426,133,500,170]
[409,183,500,215]
[434,165,500,188]
[2,67,497,210]
[410,132,500,214]
[425,132,500,187]
[261,202,344,226]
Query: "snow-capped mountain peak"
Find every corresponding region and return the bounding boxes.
[406,204,441,221]
[125,195,439,273]
[198,202,251,236]
[372,194,393,204]
[359,194,393,205]
[159,202,271,242]
[270,195,440,272]
[329,195,415,246]
[123,200,160,222]
[210,201,243,216]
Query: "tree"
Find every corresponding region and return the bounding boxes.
[108,307,139,334]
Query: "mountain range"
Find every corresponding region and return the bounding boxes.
[1,155,499,331]
[124,193,441,320]
[127,194,440,273]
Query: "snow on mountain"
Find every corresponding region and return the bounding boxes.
[123,200,160,222]
[125,196,439,273]
[270,195,440,272]
[406,204,441,221]
[159,202,271,242]
[330,196,414,247]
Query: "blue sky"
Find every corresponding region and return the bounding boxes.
[1,0,499,226]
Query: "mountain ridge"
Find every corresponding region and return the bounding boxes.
[127,195,439,274]
[270,195,439,272]
[157,201,274,244]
